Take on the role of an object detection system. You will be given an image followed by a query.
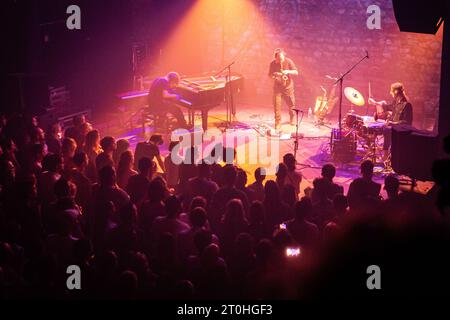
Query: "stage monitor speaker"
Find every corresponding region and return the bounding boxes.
[391,125,438,181]
[392,0,445,35]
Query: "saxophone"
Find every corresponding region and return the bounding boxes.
[274,69,289,86]
[315,84,338,124]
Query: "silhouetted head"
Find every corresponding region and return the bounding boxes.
[165,195,181,219]
[283,153,296,171]
[384,174,400,199]
[223,165,237,186]
[99,165,116,187]
[189,207,207,228]
[295,197,313,220]
[189,196,207,211]
[254,167,266,183]
[100,136,116,153]
[321,163,336,181]
[276,163,288,181]
[360,160,374,179]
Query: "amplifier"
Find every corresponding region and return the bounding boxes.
[391,124,438,180]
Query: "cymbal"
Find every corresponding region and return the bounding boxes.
[344,87,365,106]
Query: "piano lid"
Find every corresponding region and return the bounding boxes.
[179,73,243,91]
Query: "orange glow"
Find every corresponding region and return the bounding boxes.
[154,0,281,77]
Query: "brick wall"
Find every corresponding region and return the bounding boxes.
[133,0,443,129]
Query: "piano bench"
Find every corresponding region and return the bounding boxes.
[141,108,176,134]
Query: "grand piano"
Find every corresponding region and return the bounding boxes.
[116,73,244,131]
[174,73,243,130]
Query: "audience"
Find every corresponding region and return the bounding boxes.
[0,112,449,299]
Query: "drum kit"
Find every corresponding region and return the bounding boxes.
[330,86,387,164]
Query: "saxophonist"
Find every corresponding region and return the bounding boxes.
[268,48,299,131]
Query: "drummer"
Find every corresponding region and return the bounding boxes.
[368,82,413,161]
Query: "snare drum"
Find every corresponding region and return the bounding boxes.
[345,113,364,130]
[361,121,386,136]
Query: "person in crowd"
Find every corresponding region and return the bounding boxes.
[89,166,130,225]
[25,143,47,175]
[44,178,84,238]
[65,114,92,149]
[263,180,293,232]
[311,163,344,203]
[331,194,348,225]
[134,134,165,173]
[178,207,218,262]
[61,137,77,175]
[219,199,249,259]
[179,146,199,192]
[284,197,319,249]
[126,157,156,206]
[138,177,168,236]
[113,139,131,167]
[282,153,302,199]
[83,130,102,182]
[209,165,249,232]
[151,195,190,244]
[116,150,138,189]
[247,167,266,202]
[37,153,63,205]
[311,178,335,229]
[71,152,92,211]
[106,202,142,255]
[164,141,180,190]
[0,138,20,172]
[347,160,381,211]
[45,123,62,155]
[384,174,400,200]
[247,200,268,242]
[96,136,116,172]
[185,163,218,208]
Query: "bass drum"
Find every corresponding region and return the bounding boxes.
[330,128,356,163]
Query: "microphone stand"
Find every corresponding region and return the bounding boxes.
[215,61,236,128]
[292,108,303,161]
[334,52,369,135]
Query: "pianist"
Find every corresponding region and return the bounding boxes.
[147,72,188,129]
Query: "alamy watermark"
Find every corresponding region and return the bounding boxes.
[169,127,280,175]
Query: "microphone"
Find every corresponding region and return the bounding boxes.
[365,50,369,58]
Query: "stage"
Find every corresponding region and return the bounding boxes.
[94,101,413,199]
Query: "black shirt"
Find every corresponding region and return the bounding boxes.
[268,58,297,91]
[385,98,413,125]
[134,142,159,169]
[148,77,170,106]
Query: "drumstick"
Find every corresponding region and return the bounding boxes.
[366,82,371,115]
